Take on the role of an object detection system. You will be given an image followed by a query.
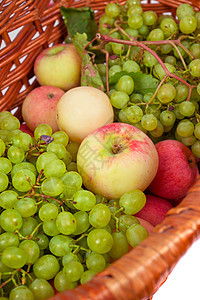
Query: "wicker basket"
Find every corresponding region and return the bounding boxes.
[1,0,200,299]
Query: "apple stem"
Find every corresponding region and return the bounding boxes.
[112,144,122,154]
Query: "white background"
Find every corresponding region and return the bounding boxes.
[153,239,200,300]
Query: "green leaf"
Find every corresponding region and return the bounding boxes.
[109,71,159,95]
[72,33,105,91]
[60,6,97,41]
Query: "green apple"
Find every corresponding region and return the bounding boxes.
[34,44,82,91]
[77,122,159,199]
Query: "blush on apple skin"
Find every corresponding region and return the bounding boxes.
[136,217,154,234]
[134,194,173,226]
[148,139,199,202]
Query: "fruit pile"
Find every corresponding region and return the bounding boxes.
[0,0,200,299]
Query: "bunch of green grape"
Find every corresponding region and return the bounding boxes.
[97,0,200,158]
[0,111,148,299]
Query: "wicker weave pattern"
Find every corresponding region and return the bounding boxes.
[1,1,200,299]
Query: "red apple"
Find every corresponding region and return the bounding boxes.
[34,43,82,91]
[136,217,154,234]
[22,85,65,133]
[77,123,159,199]
[148,140,199,202]
[134,194,173,226]
[20,123,34,137]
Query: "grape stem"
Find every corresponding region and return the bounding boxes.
[96,33,196,101]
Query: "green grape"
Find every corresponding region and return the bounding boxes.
[99,14,115,26]
[0,115,20,131]
[11,161,37,178]
[176,119,194,138]
[0,157,12,174]
[172,106,184,120]
[157,83,176,104]
[179,15,197,34]
[80,270,96,285]
[62,253,80,266]
[0,190,18,209]
[7,145,24,164]
[176,3,195,19]
[122,60,140,73]
[29,278,54,300]
[130,93,143,104]
[52,130,69,147]
[12,132,33,152]
[39,203,58,221]
[138,24,149,37]
[62,150,72,166]
[87,228,113,254]
[41,176,64,197]
[33,254,60,280]
[5,129,21,143]
[63,261,84,282]
[0,139,5,156]
[89,203,111,228]
[34,233,49,250]
[194,123,200,139]
[47,141,67,159]
[43,219,60,236]
[111,42,126,55]
[191,140,200,158]
[143,93,153,103]
[126,223,148,247]
[9,286,34,300]
[189,43,200,59]
[110,91,129,109]
[36,152,58,173]
[73,190,96,211]
[66,142,80,162]
[141,114,157,131]
[119,189,146,215]
[159,110,176,126]
[0,256,14,280]
[20,217,38,237]
[54,271,77,292]
[153,63,175,80]
[189,59,200,77]
[34,124,52,141]
[128,14,143,29]
[124,27,139,39]
[0,209,22,232]
[149,120,164,138]
[118,214,140,234]
[19,240,40,264]
[118,108,129,123]
[175,84,189,102]
[14,197,37,217]
[67,162,78,172]
[56,211,77,235]
[105,3,120,18]
[125,105,143,123]
[160,43,173,54]
[181,135,196,146]
[61,171,82,189]
[117,75,134,95]
[86,253,106,272]
[165,55,177,66]
[127,5,143,16]
[173,40,189,59]
[142,10,157,26]
[143,51,158,68]
[2,246,27,268]
[160,18,178,37]
[12,169,36,192]
[148,28,164,41]
[109,231,129,259]
[108,56,121,68]
[179,101,195,117]
[73,211,90,235]
[97,63,107,76]
[0,111,12,123]
[49,234,74,257]
[126,0,141,7]
[146,104,160,118]
[195,11,200,29]
[130,46,141,60]
[44,159,66,178]
[0,232,19,252]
